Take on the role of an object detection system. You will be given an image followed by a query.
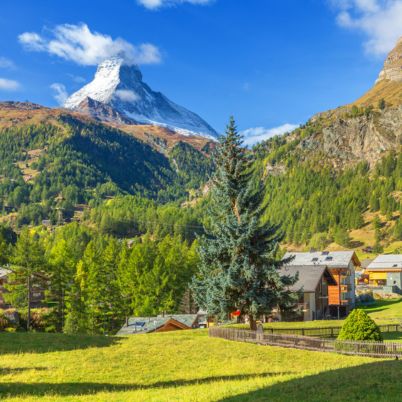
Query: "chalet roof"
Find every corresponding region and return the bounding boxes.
[117,314,198,335]
[367,255,402,270]
[280,265,336,293]
[283,251,359,268]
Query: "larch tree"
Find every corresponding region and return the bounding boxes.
[191,117,297,330]
[5,228,47,330]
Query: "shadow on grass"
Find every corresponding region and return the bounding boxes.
[0,372,292,397]
[0,367,47,375]
[383,332,402,342]
[361,299,402,315]
[0,332,122,354]
[220,360,402,402]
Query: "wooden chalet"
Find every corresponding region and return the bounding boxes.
[280,264,336,321]
[117,313,206,335]
[283,251,361,318]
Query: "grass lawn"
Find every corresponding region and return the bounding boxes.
[228,299,402,332]
[0,330,401,402]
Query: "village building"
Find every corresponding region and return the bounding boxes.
[0,267,11,309]
[280,264,336,321]
[366,255,402,293]
[117,313,208,335]
[0,267,46,309]
[283,251,360,318]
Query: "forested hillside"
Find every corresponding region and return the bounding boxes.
[254,108,402,251]
[0,103,213,227]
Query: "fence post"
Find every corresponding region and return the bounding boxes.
[256,323,264,344]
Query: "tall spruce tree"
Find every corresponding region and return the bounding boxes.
[192,117,297,330]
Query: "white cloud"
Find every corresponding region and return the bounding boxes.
[50,83,69,105]
[19,23,161,66]
[138,0,213,10]
[241,123,299,147]
[114,89,139,102]
[0,57,15,69]
[331,0,402,55]
[0,78,20,91]
[68,74,86,84]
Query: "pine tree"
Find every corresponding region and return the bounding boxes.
[5,228,47,330]
[192,117,297,330]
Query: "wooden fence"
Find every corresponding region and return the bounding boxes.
[209,327,402,358]
[263,324,401,338]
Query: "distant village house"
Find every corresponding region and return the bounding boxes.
[283,251,360,319]
[365,255,402,294]
[280,264,336,321]
[117,312,208,335]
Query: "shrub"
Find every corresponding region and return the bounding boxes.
[0,310,10,331]
[19,308,58,332]
[337,309,382,341]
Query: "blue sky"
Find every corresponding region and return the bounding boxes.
[0,0,401,143]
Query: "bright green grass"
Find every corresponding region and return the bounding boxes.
[0,300,401,401]
[0,330,400,402]
[231,299,402,330]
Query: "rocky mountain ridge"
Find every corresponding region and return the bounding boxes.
[279,37,402,169]
[64,58,218,139]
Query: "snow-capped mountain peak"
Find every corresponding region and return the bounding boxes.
[64,57,217,139]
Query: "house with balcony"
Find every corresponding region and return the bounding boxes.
[366,255,402,294]
[283,251,360,318]
[280,264,336,321]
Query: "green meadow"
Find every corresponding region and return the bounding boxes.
[0,299,401,401]
[0,330,399,402]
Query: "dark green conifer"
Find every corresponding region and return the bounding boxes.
[192,117,297,330]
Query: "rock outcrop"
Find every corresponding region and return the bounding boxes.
[376,37,402,84]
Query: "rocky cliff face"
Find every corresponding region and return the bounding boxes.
[301,106,402,167]
[290,37,402,168]
[376,37,402,84]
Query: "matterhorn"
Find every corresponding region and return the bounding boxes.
[64,57,217,139]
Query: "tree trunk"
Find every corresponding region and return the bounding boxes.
[27,275,31,332]
[249,315,257,331]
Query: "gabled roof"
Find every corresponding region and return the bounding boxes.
[279,265,336,293]
[117,314,198,335]
[283,251,360,268]
[367,254,402,270]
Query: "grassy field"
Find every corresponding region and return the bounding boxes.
[230,299,402,330]
[0,330,401,402]
[0,300,401,401]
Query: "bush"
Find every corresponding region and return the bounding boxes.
[356,290,374,304]
[0,311,10,331]
[337,309,382,341]
[19,308,58,332]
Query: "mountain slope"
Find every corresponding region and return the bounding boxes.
[0,102,213,226]
[261,37,402,169]
[252,37,402,256]
[355,37,402,107]
[64,58,218,139]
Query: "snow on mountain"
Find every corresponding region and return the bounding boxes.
[64,57,218,139]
